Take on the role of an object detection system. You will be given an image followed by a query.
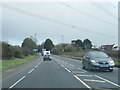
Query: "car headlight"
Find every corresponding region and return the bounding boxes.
[91,60,96,63]
[109,60,115,64]
[91,60,98,64]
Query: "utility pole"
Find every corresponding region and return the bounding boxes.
[34,33,37,44]
[61,35,64,44]
[61,35,64,52]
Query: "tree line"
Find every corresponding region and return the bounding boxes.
[51,39,92,55]
[2,37,92,60]
[38,38,92,55]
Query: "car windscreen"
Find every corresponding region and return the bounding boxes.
[90,52,109,58]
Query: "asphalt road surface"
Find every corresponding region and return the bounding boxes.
[2,54,120,89]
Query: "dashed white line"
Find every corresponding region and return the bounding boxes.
[94,75,120,87]
[83,79,105,83]
[28,69,34,74]
[35,65,39,68]
[38,61,42,65]
[9,76,25,89]
[35,61,42,68]
[74,75,91,89]
[65,68,71,72]
[60,64,64,67]
[70,64,74,67]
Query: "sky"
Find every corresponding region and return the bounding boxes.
[1,1,119,47]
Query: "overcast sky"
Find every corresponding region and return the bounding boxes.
[1,1,118,47]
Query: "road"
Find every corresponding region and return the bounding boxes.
[2,54,120,89]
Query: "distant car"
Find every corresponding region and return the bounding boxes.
[82,51,115,72]
[43,51,51,61]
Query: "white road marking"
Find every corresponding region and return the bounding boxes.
[65,68,71,72]
[72,71,86,73]
[35,65,38,68]
[94,75,120,87]
[74,75,91,89]
[28,69,34,74]
[9,76,25,89]
[61,64,64,67]
[83,79,105,83]
[76,74,93,77]
[70,64,74,67]
[35,61,42,68]
[38,61,42,65]
[78,68,87,72]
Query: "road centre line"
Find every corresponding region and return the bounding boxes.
[83,79,105,83]
[74,75,91,89]
[61,64,64,67]
[65,68,71,72]
[35,65,38,68]
[70,64,74,67]
[38,61,42,65]
[9,76,26,89]
[28,69,34,74]
[34,60,42,68]
[94,75,120,87]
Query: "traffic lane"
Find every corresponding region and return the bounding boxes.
[53,55,119,82]
[12,59,86,88]
[2,56,42,88]
[52,55,82,68]
[52,55,119,88]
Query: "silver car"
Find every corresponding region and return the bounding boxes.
[82,51,115,72]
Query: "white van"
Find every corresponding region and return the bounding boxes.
[43,51,51,61]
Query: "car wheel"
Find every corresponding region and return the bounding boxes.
[82,64,85,69]
[88,64,92,71]
[109,69,113,72]
[82,62,85,69]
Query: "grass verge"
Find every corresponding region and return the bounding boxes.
[0,54,39,71]
[62,55,83,60]
[62,55,120,67]
[115,62,120,67]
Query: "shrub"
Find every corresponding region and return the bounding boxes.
[2,42,13,60]
[12,46,23,58]
[51,47,62,55]
[64,45,77,52]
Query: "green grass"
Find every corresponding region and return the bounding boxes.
[115,62,120,67]
[62,55,83,60]
[0,55,39,71]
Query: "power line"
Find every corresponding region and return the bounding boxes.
[89,2,118,20]
[2,4,117,39]
[58,2,117,27]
